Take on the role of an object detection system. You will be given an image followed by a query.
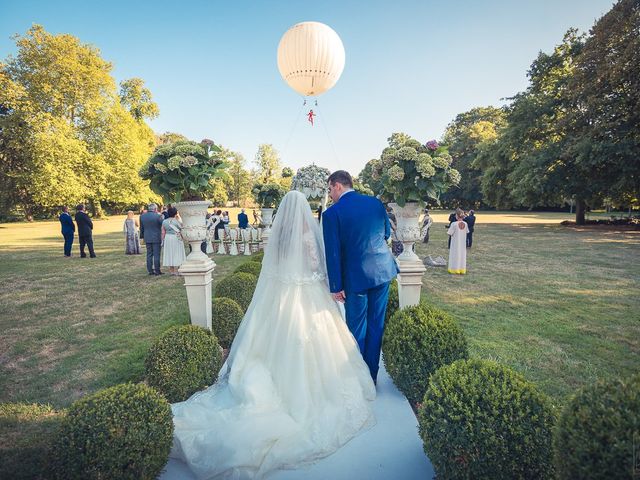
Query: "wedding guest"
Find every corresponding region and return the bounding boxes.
[317,205,323,222]
[252,209,260,227]
[123,210,141,255]
[214,210,225,240]
[465,210,476,248]
[75,204,96,258]
[447,209,457,249]
[238,209,249,229]
[140,203,164,275]
[447,210,468,275]
[386,205,403,257]
[222,211,230,234]
[162,206,186,276]
[160,205,169,219]
[421,207,432,244]
[59,206,75,257]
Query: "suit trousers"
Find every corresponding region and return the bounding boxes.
[146,242,161,273]
[467,232,473,248]
[79,235,95,257]
[344,281,391,382]
[63,233,74,256]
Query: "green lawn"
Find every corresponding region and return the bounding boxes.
[0,212,638,409]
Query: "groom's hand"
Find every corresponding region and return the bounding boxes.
[332,291,346,303]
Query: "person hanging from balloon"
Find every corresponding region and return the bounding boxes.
[307,109,316,126]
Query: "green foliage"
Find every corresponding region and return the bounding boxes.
[234,261,262,277]
[252,182,287,208]
[0,25,159,218]
[254,143,282,183]
[140,139,229,202]
[353,178,374,196]
[281,166,294,178]
[419,359,557,480]
[252,250,265,263]
[382,302,468,405]
[53,383,173,480]
[0,403,65,480]
[369,132,460,206]
[440,106,507,208]
[225,150,253,207]
[119,78,159,121]
[144,325,223,402]
[215,272,258,312]
[212,297,244,349]
[385,279,398,323]
[554,373,640,479]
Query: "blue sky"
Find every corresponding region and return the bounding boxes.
[0,0,614,175]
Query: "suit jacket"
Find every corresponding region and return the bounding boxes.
[59,212,75,235]
[140,211,164,244]
[322,191,399,294]
[75,211,93,237]
[465,214,476,232]
[238,213,249,229]
[448,212,457,227]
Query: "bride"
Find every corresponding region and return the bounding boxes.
[170,190,376,479]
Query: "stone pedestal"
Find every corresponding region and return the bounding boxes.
[396,258,426,309]
[179,258,216,331]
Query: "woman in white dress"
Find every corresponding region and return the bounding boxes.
[162,206,186,276]
[171,191,376,479]
[447,210,468,274]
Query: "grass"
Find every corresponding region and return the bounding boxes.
[0,210,638,409]
[0,215,247,407]
[416,212,640,403]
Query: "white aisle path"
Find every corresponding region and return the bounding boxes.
[160,360,434,480]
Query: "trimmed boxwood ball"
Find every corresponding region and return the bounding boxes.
[53,383,173,480]
[234,260,262,277]
[382,302,468,405]
[145,325,223,403]
[386,279,399,322]
[252,250,264,262]
[215,272,258,312]
[419,359,556,480]
[554,373,640,479]
[212,297,244,349]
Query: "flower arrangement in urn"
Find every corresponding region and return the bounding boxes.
[369,133,460,206]
[139,139,228,202]
[290,164,331,200]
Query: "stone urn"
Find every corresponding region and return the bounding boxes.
[260,207,275,247]
[389,201,426,309]
[175,200,214,267]
[389,202,422,263]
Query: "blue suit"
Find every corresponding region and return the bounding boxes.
[59,211,75,256]
[322,191,399,381]
[238,212,249,229]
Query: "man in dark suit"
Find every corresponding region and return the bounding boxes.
[465,210,476,248]
[322,170,399,384]
[59,206,75,257]
[238,209,249,229]
[75,204,96,258]
[447,210,457,249]
[140,203,164,275]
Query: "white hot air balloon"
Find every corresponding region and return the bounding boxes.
[277,22,345,97]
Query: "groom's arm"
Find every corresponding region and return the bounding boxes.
[322,208,343,294]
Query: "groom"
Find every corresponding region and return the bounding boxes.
[322,170,399,384]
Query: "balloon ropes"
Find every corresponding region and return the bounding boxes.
[277,21,345,162]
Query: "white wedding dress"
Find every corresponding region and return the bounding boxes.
[170,191,376,479]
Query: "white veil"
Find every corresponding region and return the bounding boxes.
[259,190,327,285]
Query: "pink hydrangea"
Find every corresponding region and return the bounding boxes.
[425,140,439,151]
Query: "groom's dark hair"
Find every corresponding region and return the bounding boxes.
[328,170,353,188]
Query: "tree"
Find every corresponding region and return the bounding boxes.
[119,78,159,121]
[358,159,383,195]
[0,25,158,218]
[563,0,640,215]
[157,132,188,145]
[225,150,252,207]
[440,107,507,208]
[254,144,281,183]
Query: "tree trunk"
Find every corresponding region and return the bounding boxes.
[89,199,103,218]
[575,198,586,225]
